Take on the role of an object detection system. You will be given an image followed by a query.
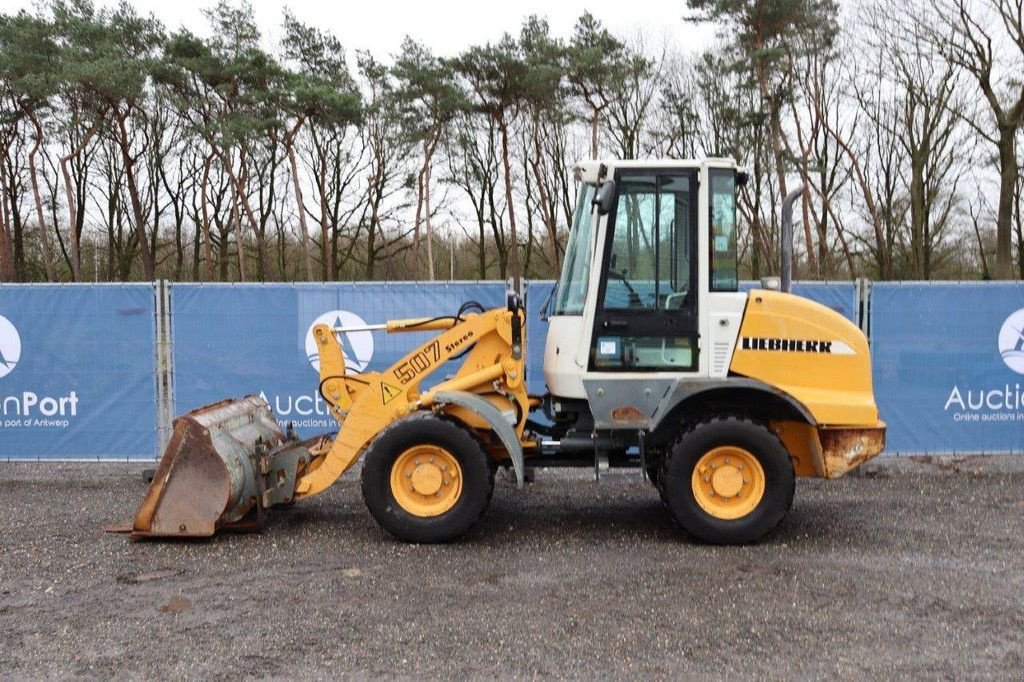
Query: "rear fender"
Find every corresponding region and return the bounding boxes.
[650,379,816,437]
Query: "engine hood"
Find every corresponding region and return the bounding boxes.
[729,290,879,426]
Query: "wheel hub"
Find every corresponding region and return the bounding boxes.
[389,445,462,517]
[691,446,766,520]
[410,463,444,496]
[711,465,744,498]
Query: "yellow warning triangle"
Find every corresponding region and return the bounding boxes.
[381,382,403,405]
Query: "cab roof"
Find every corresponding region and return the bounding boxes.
[573,158,738,184]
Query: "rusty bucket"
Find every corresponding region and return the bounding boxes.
[119,395,314,539]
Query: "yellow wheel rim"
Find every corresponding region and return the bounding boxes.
[389,445,462,518]
[691,446,766,520]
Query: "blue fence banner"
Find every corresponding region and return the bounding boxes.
[170,282,506,438]
[0,284,157,460]
[871,282,1024,454]
[739,280,858,323]
[9,279,1020,460]
[524,280,555,395]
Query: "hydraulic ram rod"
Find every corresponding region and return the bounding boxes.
[332,316,463,335]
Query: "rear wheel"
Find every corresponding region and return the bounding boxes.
[658,417,794,544]
[361,415,494,543]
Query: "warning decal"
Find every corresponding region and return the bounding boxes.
[381,382,403,405]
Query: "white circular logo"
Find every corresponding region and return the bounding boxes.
[998,308,1024,374]
[305,310,374,373]
[0,314,21,380]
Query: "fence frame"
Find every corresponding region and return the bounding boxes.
[5,278,1024,460]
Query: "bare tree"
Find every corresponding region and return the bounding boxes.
[928,0,1024,278]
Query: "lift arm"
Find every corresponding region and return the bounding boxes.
[295,304,529,498]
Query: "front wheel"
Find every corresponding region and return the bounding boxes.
[361,415,494,543]
[658,418,795,544]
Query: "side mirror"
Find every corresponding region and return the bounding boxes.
[593,180,615,216]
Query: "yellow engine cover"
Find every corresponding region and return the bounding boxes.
[729,290,878,426]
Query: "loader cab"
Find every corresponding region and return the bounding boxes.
[545,159,746,403]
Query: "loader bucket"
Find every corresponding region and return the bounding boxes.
[124,395,314,539]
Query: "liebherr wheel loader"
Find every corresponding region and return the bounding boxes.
[123,158,885,545]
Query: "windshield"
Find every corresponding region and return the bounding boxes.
[553,184,596,315]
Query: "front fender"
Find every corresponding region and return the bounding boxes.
[434,390,525,488]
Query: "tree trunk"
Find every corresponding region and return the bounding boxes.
[200,152,215,280]
[530,113,560,273]
[285,121,314,282]
[27,116,55,282]
[994,126,1017,279]
[755,57,789,200]
[413,140,428,279]
[799,190,814,279]
[114,112,155,280]
[228,191,246,281]
[497,115,522,293]
[219,149,269,282]
[590,112,599,159]
[314,141,333,279]
[825,119,892,279]
[59,118,103,282]
[909,154,927,279]
[0,167,11,282]
[3,172,26,282]
[424,159,435,281]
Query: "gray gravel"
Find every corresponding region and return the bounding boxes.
[1,456,1023,680]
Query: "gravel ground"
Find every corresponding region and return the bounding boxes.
[1,456,1023,680]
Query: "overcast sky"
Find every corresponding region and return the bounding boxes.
[4,0,719,59]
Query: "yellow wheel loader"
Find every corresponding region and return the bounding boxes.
[124,159,885,545]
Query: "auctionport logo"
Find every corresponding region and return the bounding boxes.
[998,308,1024,375]
[304,310,374,373]
[0,314,21,380]
[944,307,1024,420]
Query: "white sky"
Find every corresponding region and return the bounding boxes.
[3,0,719,59]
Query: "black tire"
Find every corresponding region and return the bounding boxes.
[658,417,795,544]
[360,414,494,543]
[644,464,660,487]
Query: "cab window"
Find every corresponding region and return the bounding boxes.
[601,175,692,311]
[710,170,738,291]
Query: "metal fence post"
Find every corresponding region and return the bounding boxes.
[151,279,176,458]
[162,281,175,454]
[153,280,165,457]
[856,277,873,340]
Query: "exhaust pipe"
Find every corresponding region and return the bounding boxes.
[780,184,805,294]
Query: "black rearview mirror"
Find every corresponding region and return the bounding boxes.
[593,180,615,216]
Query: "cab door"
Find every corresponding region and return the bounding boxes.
[589,170,699,372]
